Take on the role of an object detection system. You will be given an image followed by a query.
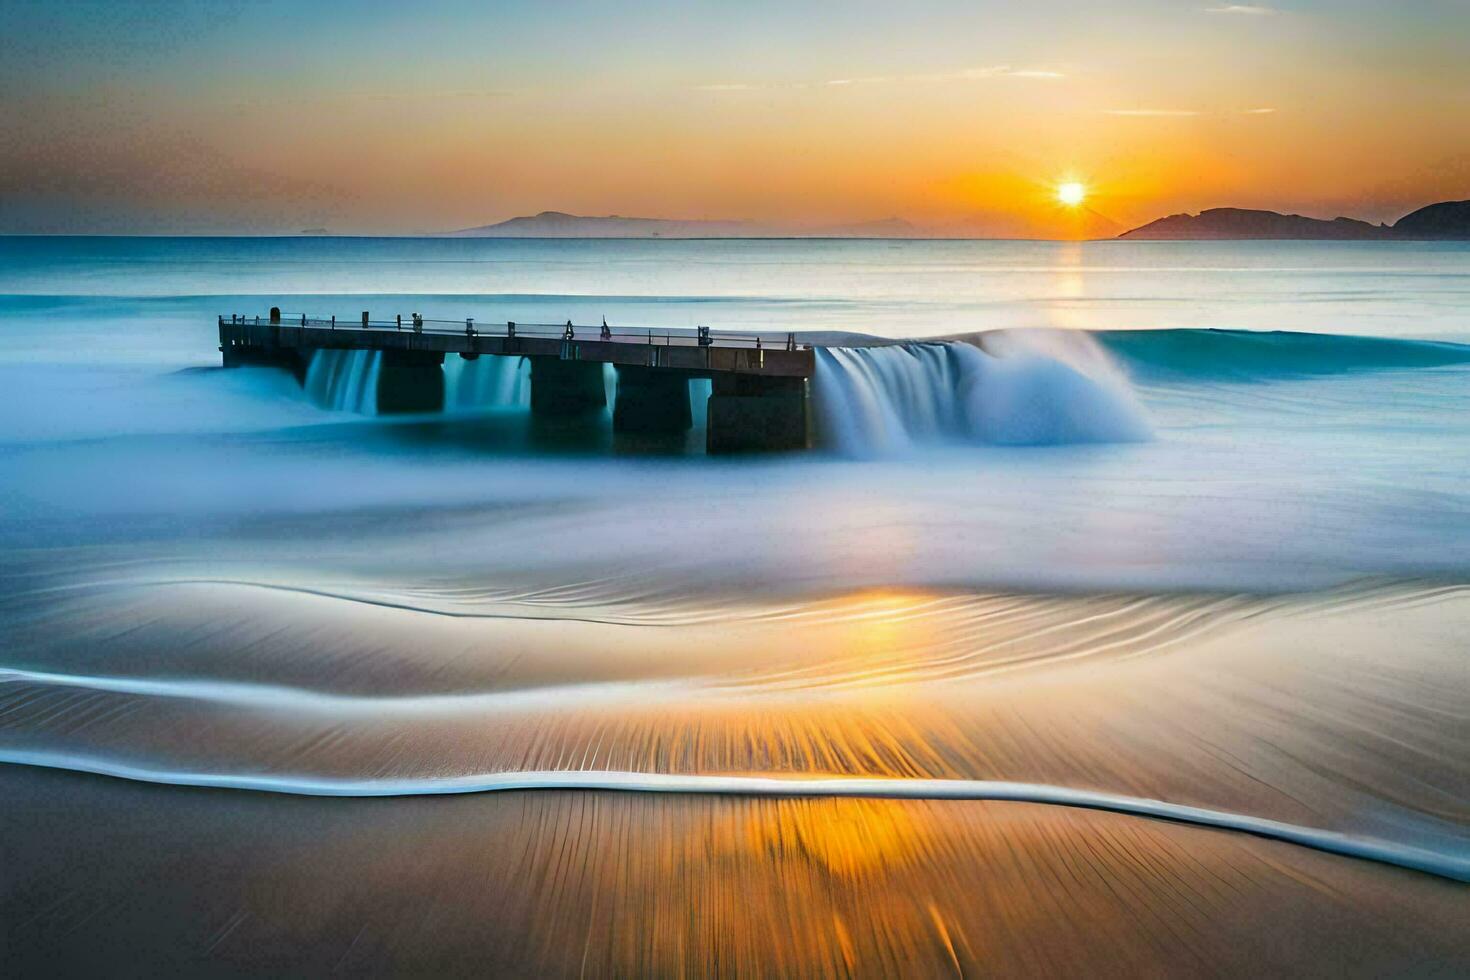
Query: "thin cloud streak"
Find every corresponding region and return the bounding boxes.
[699,66,1066,92]
[1205,4,1276,14]
[1106,107,1278,117]
[1105,109,1202,117]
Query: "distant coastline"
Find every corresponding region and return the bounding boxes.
[444,200,1470,241]
[1117,199,1470,241]
[447,211,923,239]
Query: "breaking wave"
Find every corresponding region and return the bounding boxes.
[291,329,1470,456]
[812,331,1153,454]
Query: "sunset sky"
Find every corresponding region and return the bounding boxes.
[3,0,1468,236]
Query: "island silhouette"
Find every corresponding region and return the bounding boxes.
[448,211,920,239]
[1119,199,1470,240]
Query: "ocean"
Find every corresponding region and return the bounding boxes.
[2,236,1468,974]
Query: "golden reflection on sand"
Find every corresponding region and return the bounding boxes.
[4,769,1467,976]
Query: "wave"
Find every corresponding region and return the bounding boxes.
[813,332,1153,453]
[2,751,1464,882]
[292,328,1157,455]
[308,348,533,416]
[269,329,1470,455]
[443,353,530,412]
[1101,328,1470,381]
[304,349,381,413]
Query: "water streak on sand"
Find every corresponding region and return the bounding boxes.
[0,665,673,713]
[2,750,1464,882]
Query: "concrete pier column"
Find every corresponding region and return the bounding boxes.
[706,374,809,453]
[613,366,692,434]
[530,357,607,416]
[377,349,445,414]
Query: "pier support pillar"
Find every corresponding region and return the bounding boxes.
[530,357,607,416]
[613,366,692,434]
[377,349,445,414]
[706,375,808,453]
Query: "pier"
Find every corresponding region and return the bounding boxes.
[219,310,815,452]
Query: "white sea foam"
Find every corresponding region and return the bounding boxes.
[813,333,1152,454]
[1,750,1464,882]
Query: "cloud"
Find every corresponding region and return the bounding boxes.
[1205,4,1276,14]
[1104,106,1279,118]
[1105,109,1202,117]
[869,66,1068,84]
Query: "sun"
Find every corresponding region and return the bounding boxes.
[1057,182,1086,207]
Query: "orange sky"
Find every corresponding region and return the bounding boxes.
[2,1,1468,235]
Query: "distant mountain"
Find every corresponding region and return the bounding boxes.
[446,211,923,238]
[1119,208,1388,240]
[450,211,748,238]
[1119,199,1470,240]
[1392,200,1470,239]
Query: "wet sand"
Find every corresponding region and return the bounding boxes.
[3,766,1467,977]
[4,580,1465,848]
[3,578,1468,974]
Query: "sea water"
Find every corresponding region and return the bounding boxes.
[3,237,1468,590]
[2,237,1469,970]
